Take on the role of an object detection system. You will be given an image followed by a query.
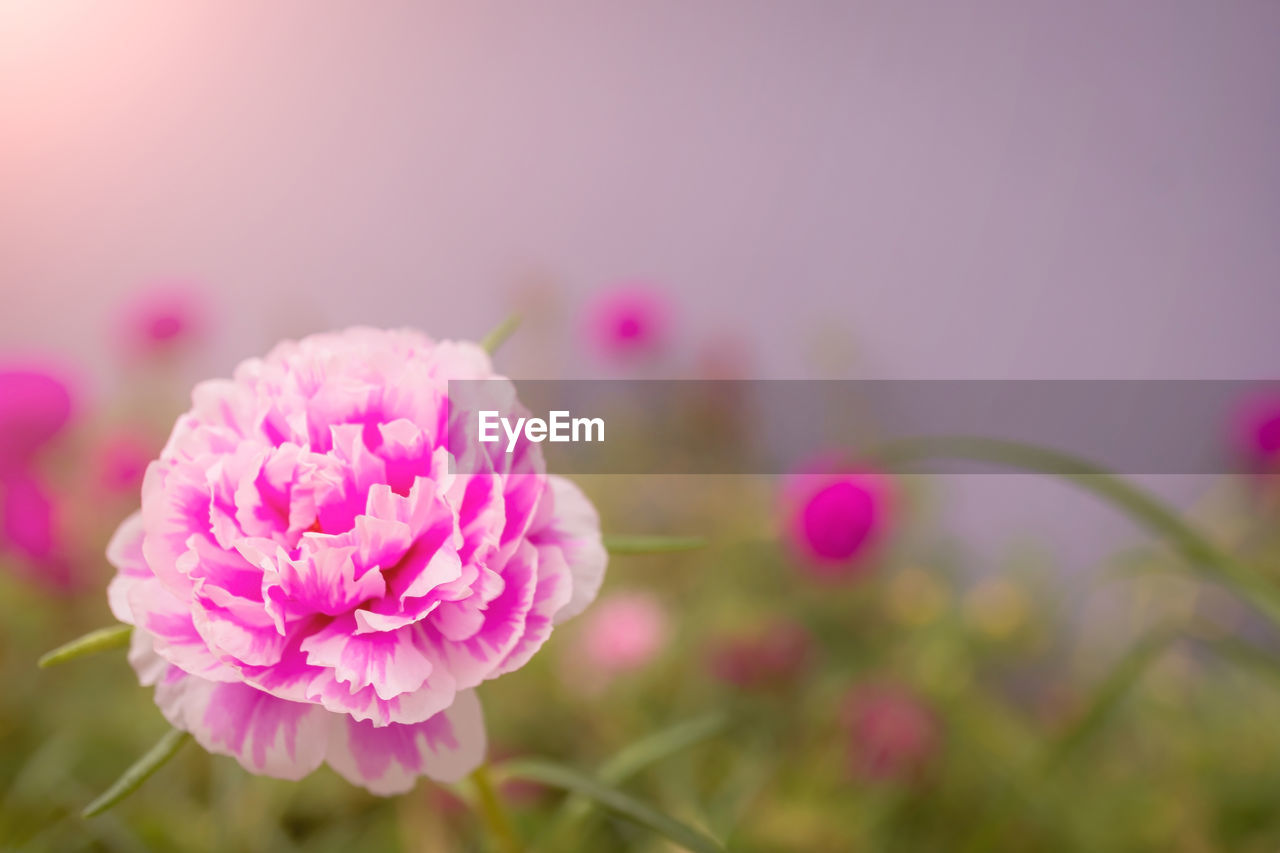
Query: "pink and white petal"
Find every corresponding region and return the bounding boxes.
[127,628,171,687]
[447,471,505,563]
[270,539,385,618]
[431,600,486,643]
[536,476,607,624]
[139,462,205,598]
[305,665,457,727]
[491,544,573,676]
[128,577,241,682]
[324,690,486,795]
[423,543,538,689]
[300,620,433,700]
[106,512,151,623]
[190,600,289,668]
[376,419,434,496]
[156,671,329,781]
[352,515,415,573]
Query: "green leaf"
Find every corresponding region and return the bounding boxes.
[597,713,727,784]
[604,535,708,555]
[468,764,524,853]
[38,625,132,668]
[502,759,723,853]
[82,729,190,818]
[1045,630,1175,768]
[550,714,728,838]
[871,435,1280,629]
[480,314,522,356]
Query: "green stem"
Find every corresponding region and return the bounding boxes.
[1045,630,1177,769]
[39,625,132,668]
[470,764,523,853]
[603,534,708,555]
[82,729,190,818]
[872,436,1280,630]
[480,315,522,357]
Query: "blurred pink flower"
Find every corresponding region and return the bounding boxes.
[841,682,938,782]
[780,457,893,580]
[0,367,76,475]
[707,618,813,691]
[579,591,669,675]
[0,365,79,591]
[583,283,671,361]
[107,328,607,794]
[92,429,158,496]
[118,285,206,357]
[1233,392,1280,474]
[0,473,76,590]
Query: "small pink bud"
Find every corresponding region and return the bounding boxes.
[780,456,893,580]
[118,284,207,357]
[583,283,671,362]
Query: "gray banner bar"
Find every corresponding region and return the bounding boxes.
[444,380,1277,475]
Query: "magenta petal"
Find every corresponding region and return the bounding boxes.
[324,690,485,794]
[424,542,538,689]
[300,619,433,700]
[0,368,75,473]
[2,473,58,560]
[492,544,572,676]
[155,667,328,780]
[106,512,149,622]
[128,578,241,682]
[531,476,607,624]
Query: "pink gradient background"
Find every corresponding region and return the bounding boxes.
[3,1,1278,564]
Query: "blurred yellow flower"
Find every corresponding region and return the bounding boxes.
[963,578,1030,641]
[886,567,947,628]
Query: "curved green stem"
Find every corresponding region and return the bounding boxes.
[82,729,189,818]
[480,315,522,357]
[871,436,1280,630]
[39,625,132,668]
[604,535,708,555]
[501,759,723,853]
[469,764,523,853]
[547,713,727,845]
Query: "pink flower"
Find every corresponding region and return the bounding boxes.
[119,285,206,357]
[1233,392,1280,474]
[0,365,79,591]
[780,457,893,580]
[93,429,158,496]
[707,619,813,691]
[577,591,668,675]
[583,283,671,361]
[1,473,76,590]
[107,328,607,794]
[0,367,76,476]
[841,683,938,781]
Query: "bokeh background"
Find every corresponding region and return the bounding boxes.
[4,2,1280,850]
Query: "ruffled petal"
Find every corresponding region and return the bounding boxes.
[155,667,329,781]
[534,476,607,624]
[323,689,485,795]
[300,619,432,701]
[106,511,149,623]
